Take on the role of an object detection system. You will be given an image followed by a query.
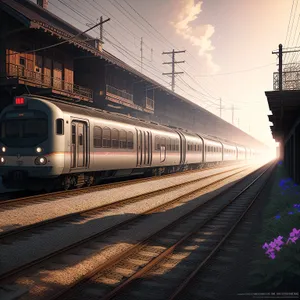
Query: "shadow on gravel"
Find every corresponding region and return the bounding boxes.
[5,175,297,300]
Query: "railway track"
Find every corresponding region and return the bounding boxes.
[0,162,245,209]
[0,165,249,279]
[0,164,248,240]
[47,160,274,300]
[0,162,267,300]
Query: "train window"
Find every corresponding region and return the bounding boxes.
[161,137,166,147]
[170,139,174,151]
[94,126,102,148]
[119,130,127,148]
[127,131,133,149]
[102,127,111,148]
[155,136,160,150]
[112,129,119,148]
[166,138,171,151]
[56,119,64,135]
[79,134,83,145]
[72,125,76,145]
[194,144,197,151]
[176,139,179,151]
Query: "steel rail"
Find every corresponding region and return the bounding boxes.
[94,161,275,300]
[48,163,269,300]
[0,166,249,282]
[0,162,245,208]
[0,165,246,241]
[168,161,276,300]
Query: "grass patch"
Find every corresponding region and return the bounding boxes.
[249,162,300,291]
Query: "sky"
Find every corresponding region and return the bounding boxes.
[43,0,296,147]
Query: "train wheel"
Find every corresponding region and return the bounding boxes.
[85,175,94,187]
[62,176,72,190]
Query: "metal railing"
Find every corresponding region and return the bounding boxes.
[145,97,154,110]
[4,63,93,101]
[106,84,133,102]
[273,71,300,91]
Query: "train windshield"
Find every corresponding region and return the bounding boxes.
[0,111,48,147]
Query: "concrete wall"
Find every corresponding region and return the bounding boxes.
[283,115,300,183]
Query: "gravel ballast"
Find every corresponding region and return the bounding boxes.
[0,164,255,234]
[0,165,260,277]
[0,165,267,300]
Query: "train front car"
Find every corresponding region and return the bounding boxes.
[0,96,65,191]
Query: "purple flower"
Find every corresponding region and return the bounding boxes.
[262,242,269,250]
[291,229,299,236]
[275,214,281,219]
[267,252,276,259]
[263,229,300,259]
[290,228,300,237]
[266,247,275,255]
[288,212,294,215]
[274,236,284,247]
[287,237,297,244]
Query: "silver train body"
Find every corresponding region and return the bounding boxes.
[0,96,257,190]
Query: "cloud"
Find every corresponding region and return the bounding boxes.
[172,0,219,73]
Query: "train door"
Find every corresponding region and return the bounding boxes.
[149,132,152,165]
[71,121,88,169]
[136,129,143,166]
[176,131,186,165]
[144,131,152,165]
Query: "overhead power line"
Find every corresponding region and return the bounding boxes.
[195,63,275,77]
[48,1,232,111]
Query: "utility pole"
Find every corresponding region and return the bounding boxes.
[232,104,234,125]
[140,37,143,72]
[86,16,109,49]
[162,49,185,92]
[272,43,300,91]
[100,16,103,44]
[219,98,222,118]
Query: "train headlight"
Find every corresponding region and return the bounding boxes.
[1,147,6,153]
[36,147,42,153]
[35,157,47,165]
[0,157,5,164]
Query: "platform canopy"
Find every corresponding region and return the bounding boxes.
[265,90,300,141]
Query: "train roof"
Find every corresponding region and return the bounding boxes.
[6,95,254,150]
[24,96,178,134]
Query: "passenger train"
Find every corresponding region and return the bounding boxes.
[0,96,259,191]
